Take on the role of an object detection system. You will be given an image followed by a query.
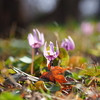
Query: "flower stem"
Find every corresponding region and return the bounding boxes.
[31,48,34,75]
[50,60,53,66]
[35,48,39,55]
[47,60,53,70]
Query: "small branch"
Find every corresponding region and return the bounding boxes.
[13,67,39,82]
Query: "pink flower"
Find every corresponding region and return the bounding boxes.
[61,36,75,51]
[28,29,44,48]
[44,41,59,61]
[97,22,100,32]
[81,22,94,35]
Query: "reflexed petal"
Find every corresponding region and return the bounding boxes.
[36,29,41,40]
[61,40,65,48]
[67,42,72,50]
[49,41,54,55]
[44,42,48,56]
[41,33,44,45]
[61,40,68,50]
[33,29,38,42]
[28,33,35,46]
[68,36,74,45]
[65,38,69,43]
[56,41,59,56]
[68,36,75,50]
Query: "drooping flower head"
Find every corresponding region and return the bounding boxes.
[61,36,75,51]
[28,29,44,48]
[44,41,59,61]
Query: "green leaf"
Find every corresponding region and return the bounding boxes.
[64,70,72,77]
[0,92,23,100]
[72,72,80,79]
[34,81,48,91]
[8,69,16,74]
[97,66,100,69]
[59,48,69,58]
[79,67,100,77]
[19,56,32,64]
[34,55,45,75]
[88,43,100,56]
[34,55,44,65]
[5,56,15,65]
[59,48,69,67]
[49,83,61,92]
[79,69,93,76]
[44,82,61,92]
[10,39,29,49]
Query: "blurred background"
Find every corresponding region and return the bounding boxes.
[0,0,100,38]
[0,0,100,63]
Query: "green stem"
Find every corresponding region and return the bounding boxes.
[94,65,97,72]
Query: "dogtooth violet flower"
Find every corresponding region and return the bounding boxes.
[28,29,44,48]
[97,22,100,32]
[44,41,59,61]
[81,22,94,35]
[61,36,75,51]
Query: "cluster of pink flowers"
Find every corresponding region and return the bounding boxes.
[27,29,75,62]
